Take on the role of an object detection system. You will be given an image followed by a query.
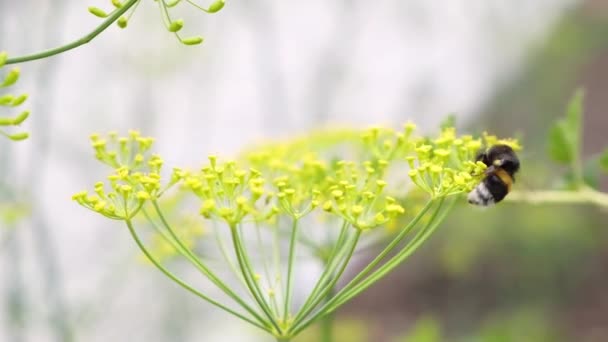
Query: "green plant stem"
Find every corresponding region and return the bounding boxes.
[324,198,453,313]
[230,225,282,334]
[212,221,251,293]
[320,290,335,342]
[290,229,360,329]
[290,198,442,336]
[5,0,139,65]
[293,221,349,321]
[125,219,267,331]
[283,217,299,322]
[150,201,268,326]
[507,188,608,208]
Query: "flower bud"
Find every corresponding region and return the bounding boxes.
[0,52,7,68]
[169,19,184,33]
[8,132,28,141]
[207,0,225,13]
[2,68,20,87]
[11,94,27,106]
[88,6,109,18]
[181,36,204,45]
[12,110,29,125]
[117,17,128,28]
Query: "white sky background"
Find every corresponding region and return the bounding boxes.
[0,0,577,341]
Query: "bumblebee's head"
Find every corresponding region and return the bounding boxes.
[483,144,520,176]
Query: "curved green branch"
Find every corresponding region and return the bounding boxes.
[507,188,608,208]
[5,0,139,65]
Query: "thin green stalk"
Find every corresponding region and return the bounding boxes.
[292,226,354,323]
[323,199,434,302]
[324,198,452,314]
[290,230,361,332]
[5,0,140,64]
[283,217,300,322]
[233,224,278,318]
[254,222,282,317]
[150,201,267,326]
[212,220,251,291]
[142,208,182,251]
[230,225,282,334]
[272,223,284,318]
[255,222,273,290]
[320,289,335,342]
[507,188,608,208]
[294,221,349,319]
[290,199,441,335]
[125,219,267,331]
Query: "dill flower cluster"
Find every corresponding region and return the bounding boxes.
[0,52,29,141]
[74,123,520,340]
[88,0,226,45]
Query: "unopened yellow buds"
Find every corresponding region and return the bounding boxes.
[88,6,109,18]
[1,68,19,87]
[181,36,204,46]
[169,19,184,33]
[207,0,225,13]
[117,17,128,28]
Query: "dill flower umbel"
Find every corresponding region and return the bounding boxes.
[74,123,520,341]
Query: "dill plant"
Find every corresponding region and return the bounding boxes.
[73,124,520,341]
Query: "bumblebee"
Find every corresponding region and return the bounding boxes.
[467,144,520,206]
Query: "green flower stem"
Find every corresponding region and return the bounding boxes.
[507,188,608,208]
[5,0,139,65]
[322,199,434,298]
[125,219,266,331]
[234,224,278,318]
[320,290,336,342]
[324,198,453,314]
[212,221,250,291]
[142,208,183,251]
[150,201,268,326]
[293,221,349,320]
[185,0,207,12]
[255,222,273,296]
[272,222,282,314]
[291,226,354,323]
[290,229,361,333]
[283,218,300,322]
[289,199,438,335]
[230,225,282,334]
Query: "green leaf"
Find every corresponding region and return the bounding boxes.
[547,123,572,163]
[601,148,608,173]
[547,89,584,165]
